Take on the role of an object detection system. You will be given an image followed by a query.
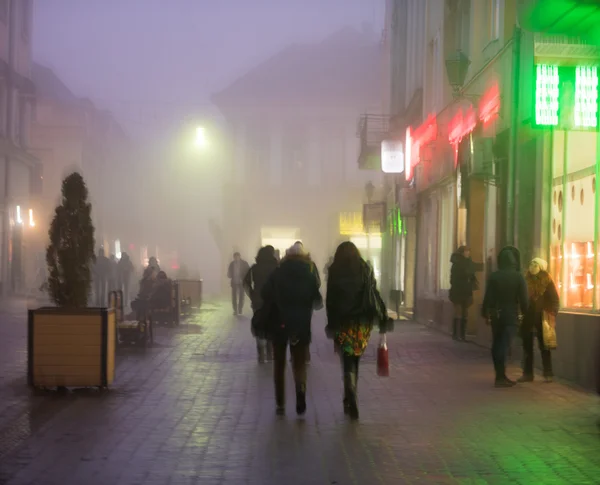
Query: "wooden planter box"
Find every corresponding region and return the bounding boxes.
[28,307,116,389]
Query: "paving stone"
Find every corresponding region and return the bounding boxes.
[0,302,599,484]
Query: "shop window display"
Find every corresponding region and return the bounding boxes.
[550,130,596,309]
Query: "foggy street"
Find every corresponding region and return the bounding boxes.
[0,303,599,485]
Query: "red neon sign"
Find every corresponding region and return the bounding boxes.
[404,83,501,178]
[478,82,500,125]
[406,114,437,181]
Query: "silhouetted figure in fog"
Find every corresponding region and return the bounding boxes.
[148,256,160,272]
[151,270,172,311]
[228,252,249,315]
[108,254,118,292]
[244,245,278,363]
[449,246,478,341]
[261,242,322,416]
[481,246,528,388]
[117,252,134,306]
[94,248,110,306]
[325,241,390,420]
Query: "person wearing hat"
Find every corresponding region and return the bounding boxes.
[518,257,559,383]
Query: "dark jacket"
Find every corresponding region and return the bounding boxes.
[227,259,250,286]
[151,278,172,310]
[261,254,321,344]
[449,252,477,305]
[117,254,134,285]
[325,258,388,338]
[523,270,559,327]
[244,255,278,311]
[481,247,528,319]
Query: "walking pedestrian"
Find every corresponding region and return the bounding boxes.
[108,254,118,292]
[227,252,249,315]
[261,242,322,416]
[244,245,278,363]
[518,258,559,383]
[325,241,391,419]
[117,252,134,307]
[481,246,528,388]
[93,248,109,306]
[449,246,478,341]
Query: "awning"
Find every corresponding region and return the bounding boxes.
[518,0,600,42]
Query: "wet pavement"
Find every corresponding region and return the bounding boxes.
[0,301,599,484]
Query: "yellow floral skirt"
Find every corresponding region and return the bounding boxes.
[335,323,372,357]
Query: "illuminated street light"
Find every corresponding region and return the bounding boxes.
[195,126,207,148]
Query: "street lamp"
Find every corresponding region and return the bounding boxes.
[445,50,471,97]
[195,126,207,149]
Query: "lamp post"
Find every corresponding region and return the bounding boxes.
[445,50,471,98]
[364,181,375,266]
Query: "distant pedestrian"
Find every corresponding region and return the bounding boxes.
[93,248,110,306]
[244,245,278,363]
[261,242,322,416]
[117,252,134,307]
[108,254,118,292]
[228,252,250,315]
[481,246,528,388]
[325,241,391,419]
[518,258,559,383]
[449,246,478,341]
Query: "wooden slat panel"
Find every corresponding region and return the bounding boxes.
[34,365,101,377]
[35,324,101,336]
[34,375,102,388]
[35,354,100,366]
[34,313,103,327]
[34,333,102,347]
[34,345,101,357]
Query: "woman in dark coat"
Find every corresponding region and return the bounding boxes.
[518,258,559,383]
[244,245,278,363]
[449,246,478,341]
[325,241,390,420]
[261,242,321,416]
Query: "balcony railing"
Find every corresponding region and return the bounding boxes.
[357,114,389,170]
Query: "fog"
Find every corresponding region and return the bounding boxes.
[32,1,385,297]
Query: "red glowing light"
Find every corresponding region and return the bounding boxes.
[448,105,477,167]
[479,82,500,125]
[406,115,437,181]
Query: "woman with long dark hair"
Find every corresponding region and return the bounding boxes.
[325,241,390,420]
[244,245,278,363]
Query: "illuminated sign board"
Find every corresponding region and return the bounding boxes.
[381,139,405,174]
[535,64,599,129]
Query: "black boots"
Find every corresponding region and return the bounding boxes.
[343,372,359,420]
[452,318,467,341]
[296,384,306,415]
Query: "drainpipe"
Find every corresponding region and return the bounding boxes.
[2,0,16,296]
[506,25,522,246]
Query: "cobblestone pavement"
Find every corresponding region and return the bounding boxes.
[0,302,599,485]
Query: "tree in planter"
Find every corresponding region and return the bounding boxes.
[46,172,96,308]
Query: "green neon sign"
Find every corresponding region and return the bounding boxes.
[534,64,599,130]
[575,66,598,128]
[535,64,559,126]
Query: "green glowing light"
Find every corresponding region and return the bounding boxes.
[574,66,598,128]
[535,64,559,126]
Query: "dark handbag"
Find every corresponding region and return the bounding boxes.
[251,302,274,339]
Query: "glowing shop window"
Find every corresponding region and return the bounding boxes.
[535,64,559,126]
[574,66,598,129]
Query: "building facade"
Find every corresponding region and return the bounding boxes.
[0,0,38,294]
[212,27,383,283]
[30,64,145,285]
[380,0,600,389]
